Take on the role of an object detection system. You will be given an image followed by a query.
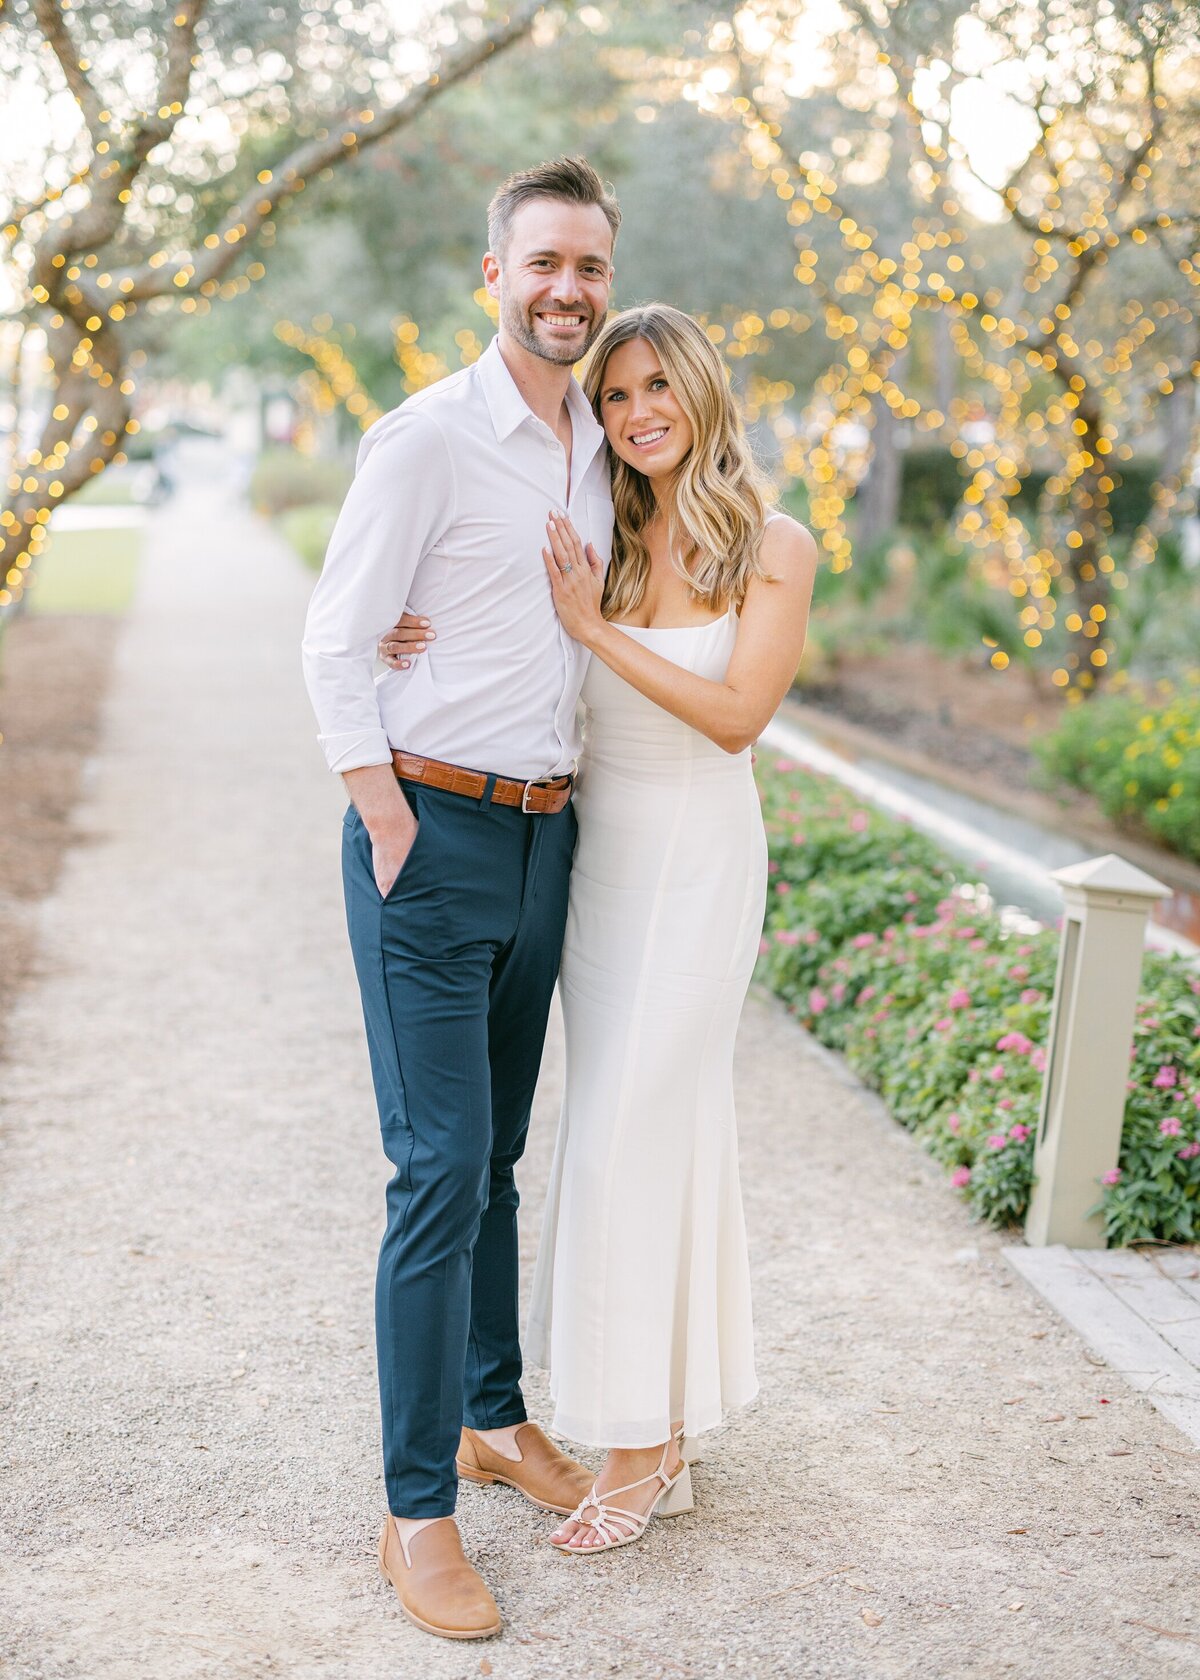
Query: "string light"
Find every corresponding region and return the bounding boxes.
[274,321,383,433]
[715,31,1199,689]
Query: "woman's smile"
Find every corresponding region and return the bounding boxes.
[627,425,670,451]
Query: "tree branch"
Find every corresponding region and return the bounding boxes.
[112,0,556,302]
[124,0,206,173]
[2,167,93,241]
[33,0,106,143]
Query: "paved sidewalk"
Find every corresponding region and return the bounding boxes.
[2,456,1199,1680]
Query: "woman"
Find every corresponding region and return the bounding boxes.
[382,304,815,1553]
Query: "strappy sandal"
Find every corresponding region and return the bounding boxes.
[548,1439,694,1555]
[673,1421,702,1465]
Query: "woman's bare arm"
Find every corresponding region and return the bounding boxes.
[544,511,817,754]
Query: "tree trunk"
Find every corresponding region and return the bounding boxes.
[854,393,903,554]
[1054,398,1113,687]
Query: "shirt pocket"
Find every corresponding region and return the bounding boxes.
[584,492,615,571]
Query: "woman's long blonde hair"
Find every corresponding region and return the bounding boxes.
[581,304,773,618]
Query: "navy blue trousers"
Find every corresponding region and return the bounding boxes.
[342,781,575,1517]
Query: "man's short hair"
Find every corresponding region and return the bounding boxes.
[487,156,621,261]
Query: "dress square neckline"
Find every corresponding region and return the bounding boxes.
[610,605,736,634]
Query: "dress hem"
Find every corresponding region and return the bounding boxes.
[537,1380,760,1451]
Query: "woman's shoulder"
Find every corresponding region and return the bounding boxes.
[757,509,818,579]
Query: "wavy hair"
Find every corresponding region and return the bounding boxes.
[581,304,772,618]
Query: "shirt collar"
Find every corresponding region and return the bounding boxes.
[477,336,607,471]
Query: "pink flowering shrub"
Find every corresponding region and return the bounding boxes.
[756,759,1200,1240]
[1100,975,1200,1244]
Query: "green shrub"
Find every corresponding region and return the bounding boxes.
[756,758,1200,1240]
[1014,457,1160,533]
[893,446,963,527]
[250,448,351,519]
[277,502,343,572]
[1033,675,1200,864]
[882,445,1162,534]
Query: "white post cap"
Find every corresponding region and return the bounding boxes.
[1052,852,1170,909]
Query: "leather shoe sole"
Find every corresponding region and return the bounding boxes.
[456,1458,575,1516]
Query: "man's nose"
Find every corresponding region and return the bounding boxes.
[549,273,582,303]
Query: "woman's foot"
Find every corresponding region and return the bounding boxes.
[548,1437,686,1551]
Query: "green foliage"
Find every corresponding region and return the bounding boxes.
[1094,534,1200,681]
[1100,961,1200,1244]
[896,447,966,528]
[890,448,1164,535]
[277,502,343,572]
[249,449,351,520]
[756,758,1200,1240]
[1016,458,1161,533]
[1033,675,1200,863]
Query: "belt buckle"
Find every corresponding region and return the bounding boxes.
[521,774,564,813]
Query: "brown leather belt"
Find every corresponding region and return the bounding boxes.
[392,750,574,815]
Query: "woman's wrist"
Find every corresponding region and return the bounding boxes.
[581,617,618,656]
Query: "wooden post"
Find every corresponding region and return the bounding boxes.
[1024,854,1168,1249]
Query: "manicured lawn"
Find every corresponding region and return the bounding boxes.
[72,465,153,505]
[26,525,142,615]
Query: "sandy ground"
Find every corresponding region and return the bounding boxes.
[2,451,1199,1680]
[0,614,120,1059]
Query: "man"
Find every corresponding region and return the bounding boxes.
[301,157,619,1640]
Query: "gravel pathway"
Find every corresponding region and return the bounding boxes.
[2,453,1199,1680]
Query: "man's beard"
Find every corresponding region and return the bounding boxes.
[501,293,605,366]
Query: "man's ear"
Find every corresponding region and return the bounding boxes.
[482,251,501,298]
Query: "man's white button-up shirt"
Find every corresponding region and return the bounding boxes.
[302,337,614,780]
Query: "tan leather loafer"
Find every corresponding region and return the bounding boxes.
[457,1421,594,1516]
[377,1516,501,1641]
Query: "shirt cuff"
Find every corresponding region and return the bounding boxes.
[318,728,394,774]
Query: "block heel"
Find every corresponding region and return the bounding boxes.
[657,1462,693,1517]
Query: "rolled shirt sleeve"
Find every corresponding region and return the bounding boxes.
[301,408,456,773]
